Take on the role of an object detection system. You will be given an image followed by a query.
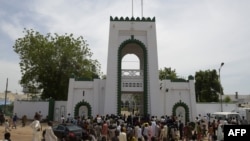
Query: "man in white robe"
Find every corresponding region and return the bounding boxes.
[30,114,41,141]
[45,121,57,141]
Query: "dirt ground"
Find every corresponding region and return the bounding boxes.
[0,120,49,141]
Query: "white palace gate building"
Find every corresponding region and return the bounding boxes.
[14,17,238,123]
[66,16,197,123]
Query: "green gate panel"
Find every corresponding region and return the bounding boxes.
[48,99,55,121]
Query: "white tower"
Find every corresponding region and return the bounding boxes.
[104,17,160,116]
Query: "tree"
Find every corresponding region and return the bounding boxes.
[223,96,231,103]
[195,69,223,102]
[13,29,100,100]
[159,67,177,80]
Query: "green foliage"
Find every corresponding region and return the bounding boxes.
[195,69,223,102]
[159,67,177,80]
[13,29,100,100]
[0,104,13,116]
[101,75,106,79]
[223,96,231,103]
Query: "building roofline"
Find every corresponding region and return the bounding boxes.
[110,16,155,22]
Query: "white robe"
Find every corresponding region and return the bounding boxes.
[217,124,224,141]
[45,126,57,141]
[30,120,41,141]
[119,132,127,141]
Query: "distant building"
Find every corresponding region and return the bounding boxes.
[0,100,11,105]
[222,93,250,107]
[0,93,27,103]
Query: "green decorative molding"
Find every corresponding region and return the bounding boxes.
[74,100,92,118]
[171,78,188,82]
[117,37,148,116]
[110,16,155,22]
[117,57,122,115]
[48,98,55,121]
[75,78,93,81]
[172,101,190,123]
[165,76,193,82]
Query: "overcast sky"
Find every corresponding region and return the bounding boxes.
[0,0,249,95]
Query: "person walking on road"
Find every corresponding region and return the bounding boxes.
[44,121,57,141]
[30,114,41,141]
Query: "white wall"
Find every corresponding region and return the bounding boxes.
[14,100,68,121]
[13,98,238,122]
[54,101,67,122]
[93,79,106,116]
[157,80,197,121]
[196,103,237,119]
[67,78,198,119]
[67,79,106,117]
[14,100,49,120]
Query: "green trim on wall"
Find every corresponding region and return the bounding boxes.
[75,78,93,81]
[171,79,188,82]
[48,98,55,121]
[110,16,155,22]
[172,101,190,123]
[117,37,148,116]
[74,100,92,118]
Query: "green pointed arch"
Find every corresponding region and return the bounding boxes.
[117,36,148,116]
[74,100,92,118]
[172,101,190,123]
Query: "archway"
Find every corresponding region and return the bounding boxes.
[172,101,190,123]
[117,35,148,116]
[74,100,92,119]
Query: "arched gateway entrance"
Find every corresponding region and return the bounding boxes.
[104,17,160,116]
[74,100,92,118]
[117,36,148,116]
[172,101,190,123]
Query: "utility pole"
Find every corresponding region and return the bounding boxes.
[141,0,143,18]
[4,78,8,114]
[132,0,134,17]
[219,62,224,112]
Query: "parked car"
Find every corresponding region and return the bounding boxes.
[52,123,83,141]
[210,112,241,123]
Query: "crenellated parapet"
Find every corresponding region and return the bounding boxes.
[110,16,155,22]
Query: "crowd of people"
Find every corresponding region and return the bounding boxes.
[59,113,249,141]
[1,111,24,141]
[61,113,180,141]
[206,115,249,141]
[1,111,55,141]
[60,113,203,141]
[1,111,249,141]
